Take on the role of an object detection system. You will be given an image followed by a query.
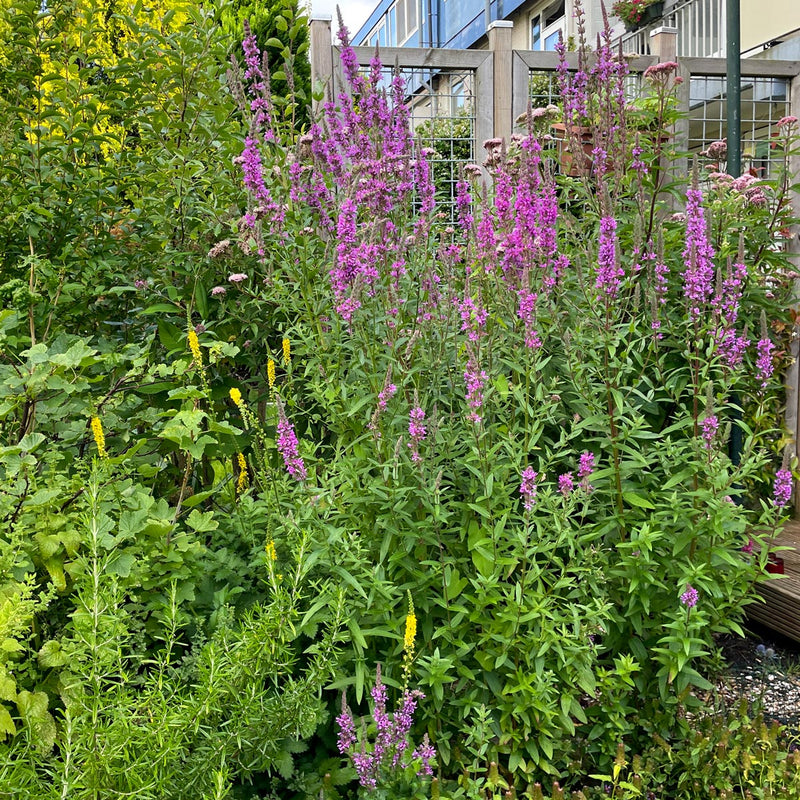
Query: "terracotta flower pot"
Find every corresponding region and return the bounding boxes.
[550,123,594,176]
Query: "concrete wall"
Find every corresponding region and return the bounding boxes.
[742,0,800,53]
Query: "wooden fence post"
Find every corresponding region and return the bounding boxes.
[309,16,334,115]
[649,26,678,61]
[488,21,514,145]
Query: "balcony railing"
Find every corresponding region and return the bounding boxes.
[619,0,726,58]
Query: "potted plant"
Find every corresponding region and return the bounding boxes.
[612,0,665,31]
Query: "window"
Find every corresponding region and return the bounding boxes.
[544,30,561,50]
[451,79,467,114]
[396,0,418,44]
[366,0,418,47]
[531,17,541,49]
[530,0,565,51]
[367,0,417,46]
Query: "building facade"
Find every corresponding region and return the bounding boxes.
[353,0,608,53]
[353,0,800,61]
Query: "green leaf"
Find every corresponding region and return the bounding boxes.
[106,552,136,578]
[16,691,56,753]
[17,433,46,453]
[0,706,15,740]
[186,509,218,532]
[157,320,184,352]
[38,641,69,669]
[0,668,16,702]
[623,492,654,510]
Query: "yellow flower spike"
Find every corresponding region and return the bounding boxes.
[236,452,248,493]
[282,337,291,366]
[229,387,243,408]
[403,592,417,651]
[401,591,416,690]
[265,540,277,561]
[187,329,202,365]
[90,415,108,459]
[267,359,276,390]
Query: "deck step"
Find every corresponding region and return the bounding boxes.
[747,519,800,642]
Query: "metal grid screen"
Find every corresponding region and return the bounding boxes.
[689,75,791,178]
[528,69,561,107]
[528,69,642,109]
[380,66,476,219]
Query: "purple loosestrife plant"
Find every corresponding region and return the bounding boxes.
[336,667,436,792]
[227,8,798,785]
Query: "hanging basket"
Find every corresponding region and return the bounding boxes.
[623,0,664,31]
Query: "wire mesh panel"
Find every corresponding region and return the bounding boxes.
[528,69,561,107]
[688,75,790,179]
[528,68,643,113]
[372,65,477,219]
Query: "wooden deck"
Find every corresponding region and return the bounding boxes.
[747,519,800,642]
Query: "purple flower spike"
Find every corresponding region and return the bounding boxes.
[680,585,699,608]
[756,338,775,389]
[702,415,718,450]
[595,217,622,301]
[276,402,307,481]
[520,467,538,511]
[336,693,357,754]
[681,184,715,318]
[774,468,792,508]
[463,349,487,424]
[412,733,436,776]
[578,451,596,479]
[352,750,377,789]
[408,405,427,463]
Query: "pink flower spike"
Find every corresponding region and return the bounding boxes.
[520,467,538,511]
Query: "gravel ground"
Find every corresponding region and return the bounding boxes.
[713,626,800,730]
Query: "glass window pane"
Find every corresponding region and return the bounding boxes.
[531,17,541,49]
[544,29,560,50]
[544,0,565,27]
[396,0,407,41]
